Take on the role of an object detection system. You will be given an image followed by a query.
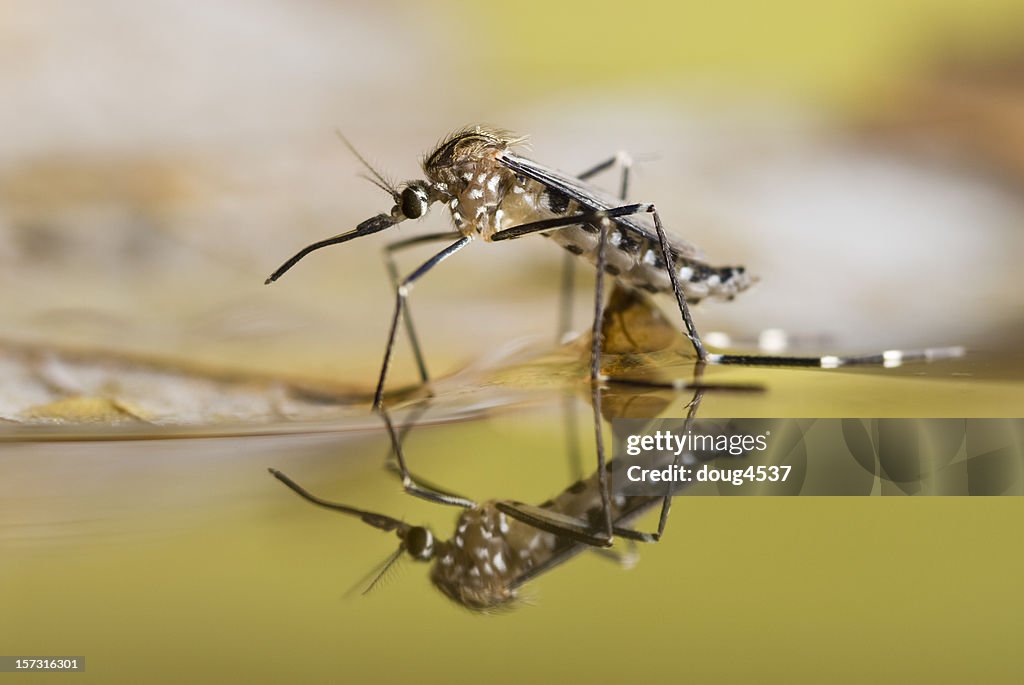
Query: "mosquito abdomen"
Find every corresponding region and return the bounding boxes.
[495,177,755,302]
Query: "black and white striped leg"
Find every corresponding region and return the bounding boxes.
[373,236,472,410]
[383,232,462,388]
[557,152,634,341]
[490,203,656,242]
[709,346,966,368]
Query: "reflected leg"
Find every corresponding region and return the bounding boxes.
[378,406,477,509]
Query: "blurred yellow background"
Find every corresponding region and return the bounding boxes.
[452,0,1024,103]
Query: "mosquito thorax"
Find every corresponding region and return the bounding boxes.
[428,504,538,610]
[404,526,435,561]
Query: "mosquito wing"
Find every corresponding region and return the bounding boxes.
[497,151,706,261]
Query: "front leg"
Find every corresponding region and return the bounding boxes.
[373,236,472,410]
[382,231,462,389]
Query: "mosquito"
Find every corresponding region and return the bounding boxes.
[268,382,727,611]
[264,127,813,408]
[267,125,965,408]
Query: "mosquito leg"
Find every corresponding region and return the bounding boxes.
[648,207,708,362]
[377,406,476,509]
[617,156,631,202]
[710,346,966,368]
[611,378,707,543]
[490,204,653,242]
[590,379,614,543]
[380,399,430,470]
[557,152,633,341]
[576,150,633,199]
[383,232,461,387]
[591,220,610,384]
[373,236,472,411]
[379,401,476,504]
[494,499,615,548]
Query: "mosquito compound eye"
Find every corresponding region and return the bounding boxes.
[405,527,434,560]
[400,186,427,219]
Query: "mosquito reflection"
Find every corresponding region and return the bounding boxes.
[269,372,754,611]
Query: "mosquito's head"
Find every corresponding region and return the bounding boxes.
[264,133,448,285]
[392,181,432,221]
[401,524,436,561]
